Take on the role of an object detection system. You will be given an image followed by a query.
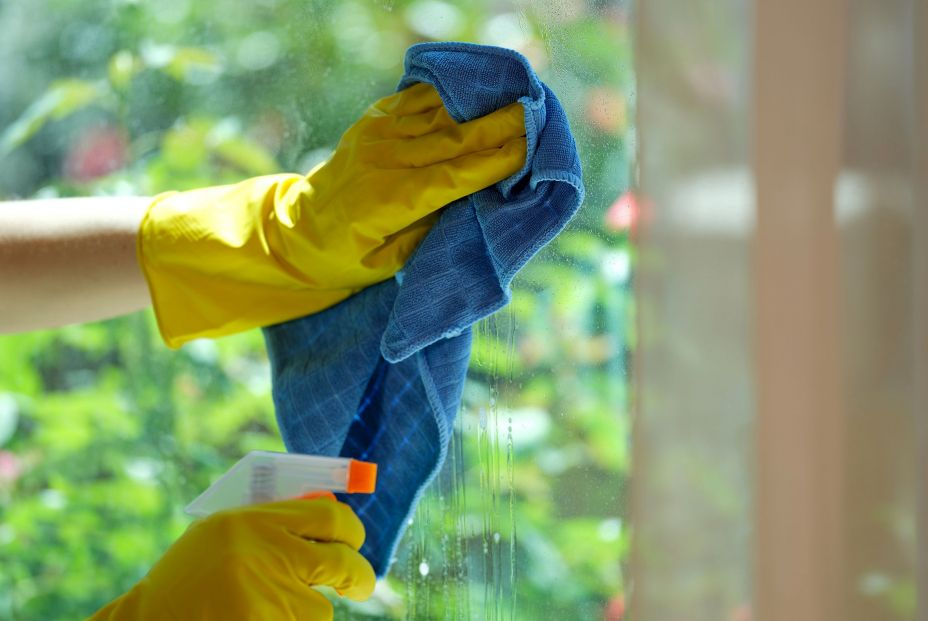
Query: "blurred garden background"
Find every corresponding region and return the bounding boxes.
[0,0,633,619]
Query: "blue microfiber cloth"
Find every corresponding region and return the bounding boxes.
[263,42,584,576]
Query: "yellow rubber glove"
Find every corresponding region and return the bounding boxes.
[139,82,526,348]
[90,498,375,621]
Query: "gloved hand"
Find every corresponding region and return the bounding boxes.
[90,498,375,621]
[139,82,527,347]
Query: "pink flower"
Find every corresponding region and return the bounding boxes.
[604,191,639,232]
[604,594,625,621]
[0,450,21,484]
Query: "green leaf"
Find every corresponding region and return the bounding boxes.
[212,135,279,175]
[554,230,605,260]
[164,48,222,83]
[155,117,279,178]
[141,43,222,83]
[107,51,143,91]
[0,80,104,153]
[161,122,209,171]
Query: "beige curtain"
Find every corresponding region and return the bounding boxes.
[633,1,927,619]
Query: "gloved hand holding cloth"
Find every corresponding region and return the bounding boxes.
[265,43,584,576]
[138,83,526,347]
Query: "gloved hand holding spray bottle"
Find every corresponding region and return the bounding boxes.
[92,452,379,621]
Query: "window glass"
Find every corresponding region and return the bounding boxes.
[0,1,632,619]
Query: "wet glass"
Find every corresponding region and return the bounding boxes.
[0,1,632,619]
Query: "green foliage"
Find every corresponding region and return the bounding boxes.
[0,80,105,154]
[0,1,633,619]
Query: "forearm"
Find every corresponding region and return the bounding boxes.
[0,197,152,333]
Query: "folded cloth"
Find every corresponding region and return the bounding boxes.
[263,42,584,576]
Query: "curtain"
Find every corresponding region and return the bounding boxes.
[633,1,926,619]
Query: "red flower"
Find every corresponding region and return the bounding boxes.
[64,126,127,182]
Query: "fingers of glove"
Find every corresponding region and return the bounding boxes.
[376,136,527,225]
[352,136,526,232]
[352,104,456,143]
[375,102,525,168]
[371,82,444,117]
[289,539,377,601]
[360,86,458,138]
[235,498,367,550]
[288,587,335,621]
[387,105,457,138]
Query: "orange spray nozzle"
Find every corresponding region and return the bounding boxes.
[347,459,378,494]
